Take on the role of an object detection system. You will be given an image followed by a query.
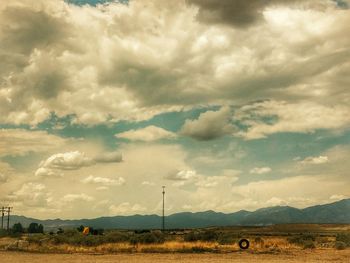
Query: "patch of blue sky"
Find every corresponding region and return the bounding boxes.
[2,152,44,172]
[66,0,128,6]
[29,107,208,152]
[333,0,349,9]
[3,108,350,177]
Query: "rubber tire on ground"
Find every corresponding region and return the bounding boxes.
[238,239,250,249]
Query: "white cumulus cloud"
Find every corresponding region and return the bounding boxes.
[39,151,94,170]
[300,155,329,165]
[115,125,176,142]
[250,167,272,174]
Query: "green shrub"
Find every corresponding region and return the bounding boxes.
[217,233,237,245]
[28,223,44,233]
[184,232,200,242]
[63,229,79,237]
[129,232,165,245]
[201,230,218,242]
[184,230,219,242]
[336,233,350,246]
[12,223,24,234]
[288,234,316,246]
[104,231,130,243]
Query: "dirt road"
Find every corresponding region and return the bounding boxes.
[1,250,350,263]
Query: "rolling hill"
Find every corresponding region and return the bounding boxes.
[10,198,350,230]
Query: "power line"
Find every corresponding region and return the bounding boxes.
[1,206,12,231]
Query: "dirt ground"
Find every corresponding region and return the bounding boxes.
[1,250,350,263]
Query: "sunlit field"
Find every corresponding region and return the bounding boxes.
[1,224,349,262]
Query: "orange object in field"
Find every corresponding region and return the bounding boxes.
[83,227,90,235]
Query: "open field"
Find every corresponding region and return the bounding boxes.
[1,224,349,262]
[1,250,350,263]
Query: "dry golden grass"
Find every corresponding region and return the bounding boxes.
[1,224,349,254]
[19,237,306,254]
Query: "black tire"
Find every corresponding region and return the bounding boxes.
[238,239,250,249]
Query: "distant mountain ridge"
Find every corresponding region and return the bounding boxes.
[10,199,350,230]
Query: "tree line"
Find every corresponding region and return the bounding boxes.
[12,222,44,234]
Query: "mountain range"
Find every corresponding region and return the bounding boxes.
[10,199,350,230]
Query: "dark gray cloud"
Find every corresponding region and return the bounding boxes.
[180,106,236,141]
[187,0,271,28]
[0,0,349,127]
[0,6,69,54]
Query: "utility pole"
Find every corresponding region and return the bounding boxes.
[7,207,12,231]
[162,186,165,231]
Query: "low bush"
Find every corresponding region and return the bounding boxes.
[104,231,130,243]
[335,241,347,250]
[336,233,350,247]
[184,231,238,244]
[52,232,104,246]
[288,234,316,246]
[27,234,46,244]
[184,232,200,242]
[302,240,316,249]
[129,232,165,245]
[184,230,219,242]
[217,233,237,245]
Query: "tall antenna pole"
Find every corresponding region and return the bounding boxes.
[162,186,165,231]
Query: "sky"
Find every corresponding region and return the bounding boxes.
[0,0,349,219]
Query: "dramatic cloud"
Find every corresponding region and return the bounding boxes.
[187,0,348,28]
[0,0,349,218]
[116,126,176,142]
[0,0,348,127]
[39,151,94,170]
[36,151,123,176]
[187,0,286,27]
[180,107,235,140]
[235,101,350,139]
[82,175,125,186]
[250,167,272,174]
